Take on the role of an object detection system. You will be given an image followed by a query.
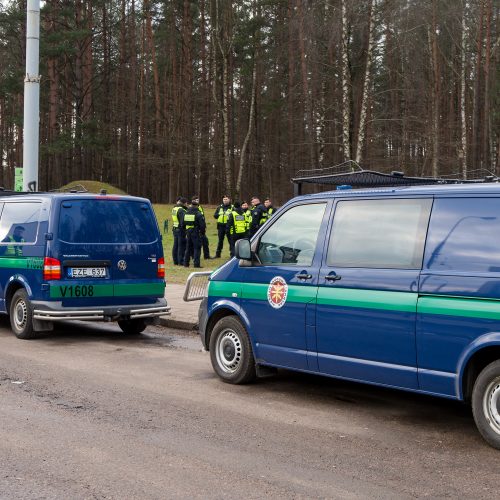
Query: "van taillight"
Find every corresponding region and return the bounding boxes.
[43,257,61,280]
[157,257,165,279]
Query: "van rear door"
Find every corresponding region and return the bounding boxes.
[54,197,163,299]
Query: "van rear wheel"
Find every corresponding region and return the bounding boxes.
[10,289,36,340]
[118,319,147,335]
[209,316,256,384]
[472,360,500,449]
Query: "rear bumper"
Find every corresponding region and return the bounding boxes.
[32,298,171,322]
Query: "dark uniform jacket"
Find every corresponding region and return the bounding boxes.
[184,207,206,233]
[250,203,267,235]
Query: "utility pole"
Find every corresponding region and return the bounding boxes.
[22,0,41,192]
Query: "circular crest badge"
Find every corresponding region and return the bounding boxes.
[267,276,288,309]
[117,259,127,271]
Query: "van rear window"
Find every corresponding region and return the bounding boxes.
[59,200,157,244]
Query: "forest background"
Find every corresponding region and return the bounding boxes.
[0,0,499,204]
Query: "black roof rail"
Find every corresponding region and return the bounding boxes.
[291,165,486,196]
[49,184,89,194]
[0,188,34,197]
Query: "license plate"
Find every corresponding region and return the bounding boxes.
[68,267,106,278]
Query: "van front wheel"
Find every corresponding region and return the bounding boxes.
[10,289,36,340]
[472,360,500,449]
[118,319,147,335]
[209,316,256,384]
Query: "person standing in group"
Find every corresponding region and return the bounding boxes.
[183,200,206,268]
[249,196,267,237]
[264,198,275,218]
[191,196,212,260]
[213,195,233,258]
[227,201,248,257]
[171,197,188,266]
[241,201,252,234]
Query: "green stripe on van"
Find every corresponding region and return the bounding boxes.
[0,256,43,270]
[209,280,318,303]
[418,295,500,320]
[114,283,165,297]
[50,284,113,299]
[241,282,317,302]
[208,281,240,298]
[208,280,500,320]
[50,282,165,299]
[317,288,417,313]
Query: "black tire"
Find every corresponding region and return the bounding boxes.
[118,319,148,335]
[209,316,256,384]
[9,289,36,340]
[472,360,500,449]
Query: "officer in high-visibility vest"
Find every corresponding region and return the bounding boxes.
[171,197,188,265]
[191,196,213,260]
[241,201,252,233]
[264,198,276,218]
[2,226,25,256]
[227,201,248,257]
[213,195,233,258]
[249,196,267,237]
[183,200,206,268]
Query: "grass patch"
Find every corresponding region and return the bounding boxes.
[59,180,127,195]
[153,204,231,284]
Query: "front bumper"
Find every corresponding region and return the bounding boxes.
[198,297,209,350]
[32,298,171,322]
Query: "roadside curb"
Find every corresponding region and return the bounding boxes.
[159,316,198,332]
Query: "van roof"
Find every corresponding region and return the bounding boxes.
[296,182,500,202]
[0,192,151,203]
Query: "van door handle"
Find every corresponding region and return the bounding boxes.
[325,274,341,281]
[296,273,312,280]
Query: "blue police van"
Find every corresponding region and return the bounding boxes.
[194,183,500,449]
[0,191,168,339]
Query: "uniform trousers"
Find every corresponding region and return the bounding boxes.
[172,228,186,265]
[184,230,202,267]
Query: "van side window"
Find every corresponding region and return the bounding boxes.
[257,203,326,266]
[327,199,431,269]
[0,202,41,245]
[424,198,500,273]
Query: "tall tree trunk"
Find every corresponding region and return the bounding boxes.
[472,0,485,169]
[297,0,316,168]
[482,0,492,169]
[341,0,351,162]
[144,0,161,139]
[428,0,440,177]
[236,56,257,197]
[355,0,375,164]
[460,0,468,178]
[213,0,233,195]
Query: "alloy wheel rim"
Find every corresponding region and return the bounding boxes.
[483,377,500,435]
[215,328,242,374]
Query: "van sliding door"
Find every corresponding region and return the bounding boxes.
[316,198,432,390]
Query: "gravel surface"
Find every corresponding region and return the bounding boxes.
[0,318,498,499]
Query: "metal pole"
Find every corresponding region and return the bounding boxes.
[22,0,41,192]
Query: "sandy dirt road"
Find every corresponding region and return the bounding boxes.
[0,319,499,499]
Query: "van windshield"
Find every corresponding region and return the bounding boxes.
[59,199,157,244]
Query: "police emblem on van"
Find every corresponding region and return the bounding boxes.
[267,276,288,309]
[117,260,127,271]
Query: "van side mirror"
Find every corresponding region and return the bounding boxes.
[235,239,252,261]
